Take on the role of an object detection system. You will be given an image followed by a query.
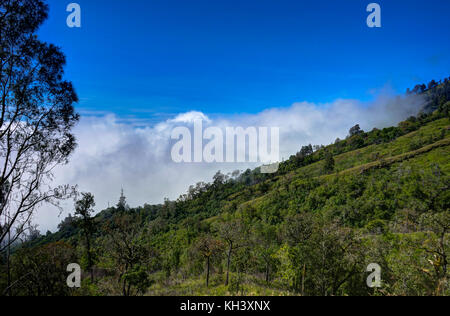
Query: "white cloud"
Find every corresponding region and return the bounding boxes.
[36,92,425,232]
[170,111,212,124]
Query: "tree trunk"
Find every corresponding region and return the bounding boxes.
[206,256,210,287]
[225,243,232,286]
[301,264,306,296]
[440,231,447,276]
[86,235,94,283]
[122,264,128,296]
[122,278,127,296]
[6,229,11,296]
[265,261,270,283]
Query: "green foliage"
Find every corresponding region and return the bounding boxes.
[323,150,335,174]
[3,90,450,296]
[8,242,77,296]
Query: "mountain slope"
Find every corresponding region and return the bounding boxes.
[6,93,450,296]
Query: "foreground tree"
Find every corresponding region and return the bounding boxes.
[397,211,450,295]
[280,214,364,296]
[0,0,79,250]
[8,242,76,296]
[104,214,153,296]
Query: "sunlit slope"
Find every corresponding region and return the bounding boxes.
[221,118,449,228]
[292,118,449,178]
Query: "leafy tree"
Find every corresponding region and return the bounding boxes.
[193,235,224,287]
[213,171,226,187]
[104,214,152,296]
[253,223,278,283]
[323,150,335,174]
[281,215,363,295]
[416,212,449,295]
[0,0,79,250]
[439,101,450,118]
[9,242,76,296]
[349,124,364,137]
[215,217,247,286]
[428,80,438,90]
[74,192,96,282]
[349,134,365,149]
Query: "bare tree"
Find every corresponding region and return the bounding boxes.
[0,0,79,252]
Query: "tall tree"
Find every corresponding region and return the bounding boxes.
[254,223,278,283]
[0,0,79,250]
[74,192,96,282]
[215,218,247,286]
[194,235,224,287]
[104,214,152,296]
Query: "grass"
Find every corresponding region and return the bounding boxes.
[147,273,295,296]
[321,137,450,180]
[292,118,449,178]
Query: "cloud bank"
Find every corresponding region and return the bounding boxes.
[37,92,425,232]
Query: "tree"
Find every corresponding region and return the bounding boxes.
[418,211,449,295]
[387,210,449,296]
[280,213,314,294]
[281,214,363,296]
[323,150,335,174]
[74,192,95,282]
[0,0,79,251]
[428,80,438,90]
[439,101,450,118]
[253,223,278,283]
[349,124,364,137]
[213,171,226,187]
[420,84,427,93]
[297,144,313,158]
[9,242,76,296]
[193,235,224,287]
[215,218,247,286]
[104,214,152,296]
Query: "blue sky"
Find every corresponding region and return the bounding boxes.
[39,0,450,123]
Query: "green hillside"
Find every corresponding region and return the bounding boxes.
[2,90,449,296]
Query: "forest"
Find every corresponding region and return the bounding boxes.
[0,0,449,297]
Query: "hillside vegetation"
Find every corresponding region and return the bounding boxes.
[1,81,449,296]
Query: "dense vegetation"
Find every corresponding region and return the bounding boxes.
[0,0,449,297]
[1,83,448,296]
